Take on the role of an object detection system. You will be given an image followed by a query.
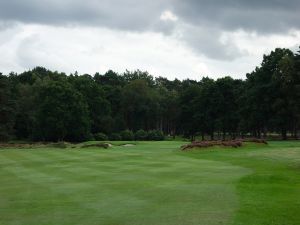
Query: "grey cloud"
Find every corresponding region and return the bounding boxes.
[0,21,16,31]
[1,0,299,33]
[0,0,299,61]
[16,34,46,69]
[0,0,169,31]
[172,0,300,33]
[179,25,247,60]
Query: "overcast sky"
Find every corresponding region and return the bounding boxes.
[0,0,299,80]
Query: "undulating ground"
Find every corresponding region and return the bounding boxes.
[0,141,300,225]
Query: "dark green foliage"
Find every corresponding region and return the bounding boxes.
[120,130,134,141]
[148,130,165,141]
[135,129,148,140]
[243,48,299,139]
[121,79,158,131]
[179,83,201,140]
[0,75,15,141]
[34,80,90,142]
[0,47,300,142]
[94,133,108,141]
[109,133,122,141]
[69,74,112,134]
[14,84,36,140]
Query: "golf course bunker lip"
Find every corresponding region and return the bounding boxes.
[121,144,136,147]
[105,143,113,147]
[80,143,111,149]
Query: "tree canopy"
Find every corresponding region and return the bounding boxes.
[1,47,300,141]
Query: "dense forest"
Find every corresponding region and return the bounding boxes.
[1,47,300,142]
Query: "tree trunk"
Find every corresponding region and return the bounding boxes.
[222,131,226,141]
[293,126,298,139]
[257,129,261,139]
[241,132,244,139]
[263,128,267,139]
[191,135,195,142]
[281,128,287,140]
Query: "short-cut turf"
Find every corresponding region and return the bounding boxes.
[0,141,300,225]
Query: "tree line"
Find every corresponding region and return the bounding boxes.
[0,47,300,142]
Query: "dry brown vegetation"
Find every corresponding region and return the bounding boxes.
[181,139,267,151]
[80,143,110,149]
[0,142,70,149]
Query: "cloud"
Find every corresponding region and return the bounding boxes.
[174,24,248,60]
[160,11,178,22]
[172,0,300,33]
[0,0,299,76]
[0,21,17,31]
[3,24,212,80]
[1,0,299,33]
[0,0,169,31]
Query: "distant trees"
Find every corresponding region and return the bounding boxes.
[179,47,300,140]
[69,74,112,134]
[135,129,148,140]
[0,47,300,142]
[120,130,134,141]
[244,48,299,139]
[34,80,90,142]
[179,83,201,140]
[0,75,15,141]
[121,79,155,131]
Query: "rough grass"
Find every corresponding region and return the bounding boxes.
[181,141,300,225]
[0,141,300,225]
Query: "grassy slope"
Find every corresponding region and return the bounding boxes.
[0,141,300,225]
[182,141,300,225]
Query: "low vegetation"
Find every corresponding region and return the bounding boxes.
[181,140,243,150]
[181,138,267,150]
[93,132,108,141]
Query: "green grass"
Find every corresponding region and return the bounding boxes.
[0,141,300,225]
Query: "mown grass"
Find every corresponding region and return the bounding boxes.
[181,141,300,225]
[0,141,300,225]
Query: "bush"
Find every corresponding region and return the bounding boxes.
[109,133,122,141]
[135,129,148,140]
[94,133,108,141]
[181,140,243,151]
[120,130,134,141]
[85,133,95,141]
[148,130,165,141]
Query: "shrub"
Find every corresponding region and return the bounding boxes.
[94,133,108,141]
[181,140,243,151]
[109,133,122,141]
[85,133,95,141]
[120,130,134,141]
[148,130,164,141]
[135,129,148,140]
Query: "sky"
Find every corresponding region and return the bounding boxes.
[0,0,299,80]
